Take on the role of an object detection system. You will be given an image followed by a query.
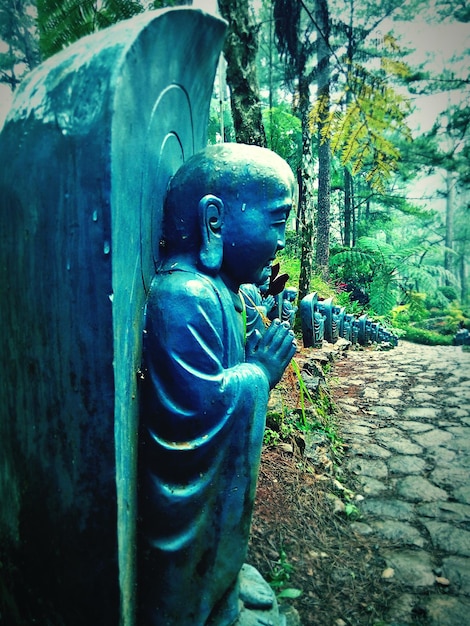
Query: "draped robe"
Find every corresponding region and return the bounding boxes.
[139,265,270,625]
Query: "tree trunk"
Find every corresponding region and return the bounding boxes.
[343,167,352,247]
[298,131,315,301]
[218,0,266,147]
[342,0,354,249]
[459,252,467,304]
[314,0,331,280]
[296,66,315,300]
[351,177,357,246]
[444,171,455,284]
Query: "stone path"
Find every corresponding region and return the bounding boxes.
[333,341,470,626]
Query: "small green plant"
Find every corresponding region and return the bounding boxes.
[264,408,297,446]
[290,359,314,429]
[263,427,281,447]
[335,291,365,316]
[315,388,340,438]
[268,547,302,599]
[344,502,360,518]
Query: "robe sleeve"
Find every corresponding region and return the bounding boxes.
[141,270,270,451]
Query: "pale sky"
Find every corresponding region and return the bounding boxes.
[393,19,470,133]
[0,86,13,130]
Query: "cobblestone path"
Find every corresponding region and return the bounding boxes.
[333,341,470,626]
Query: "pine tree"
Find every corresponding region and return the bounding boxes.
[0,0,40,90]
[36,0,173,59]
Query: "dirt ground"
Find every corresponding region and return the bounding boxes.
[247,347,400,626]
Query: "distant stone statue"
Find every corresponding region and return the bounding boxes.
[281,287,298,327]
[138,143,297,625]
[240,279,276,340]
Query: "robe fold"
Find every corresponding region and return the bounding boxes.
[139,267,270,625]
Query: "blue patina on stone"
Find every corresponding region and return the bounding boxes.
[0,8,226,625]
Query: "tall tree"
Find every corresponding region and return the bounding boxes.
[274,0,416,292]
[444,171,456,281]
[256,0,290,137]
[217,0,266,146]
[0,0,40,90]
[314,0,332,280]
[272,0,317,299]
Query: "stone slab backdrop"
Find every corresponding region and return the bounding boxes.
[0,8,226,625]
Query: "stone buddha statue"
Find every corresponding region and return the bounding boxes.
[138,143,297,625]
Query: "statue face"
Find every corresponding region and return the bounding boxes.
[221,183,293,290]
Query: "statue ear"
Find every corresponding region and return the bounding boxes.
[198,194,224,275]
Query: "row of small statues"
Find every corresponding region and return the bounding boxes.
[239,282,398,350]
[240,279,298,338]
[300,292,399,348]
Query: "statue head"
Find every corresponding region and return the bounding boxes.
[161,143,296,289]
[284,287,298,302]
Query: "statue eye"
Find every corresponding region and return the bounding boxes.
[271,212,288,226]
[271,206,291,226]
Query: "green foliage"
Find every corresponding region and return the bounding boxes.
[334,290,365,316]
[290,359,314,428]
[312,386,343,454]
[307,273,337,300]
[265,362,341,458]
[275,231,302,289]
[439,285,459,302]
[310,62,412,192]
[263,104,302,173]
[421,301,469,335]
[344,502,360,518]
[396,325,453,346]
[330,236,457,317]
[36,0,153,58]
[330,238,398,315]
[392,295,468,342]
[277,587,303,599]
[264,408,297,446]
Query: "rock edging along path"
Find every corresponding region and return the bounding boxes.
[332,340,470,626]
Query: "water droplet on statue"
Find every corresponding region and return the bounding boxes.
[92,210,98,221]
[103,241,110,254]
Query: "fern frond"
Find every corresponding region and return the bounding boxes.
[329,248,375,267]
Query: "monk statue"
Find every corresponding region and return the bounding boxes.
[240,279,276,341]
[138,143,297,625]
[281,287,298,327]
